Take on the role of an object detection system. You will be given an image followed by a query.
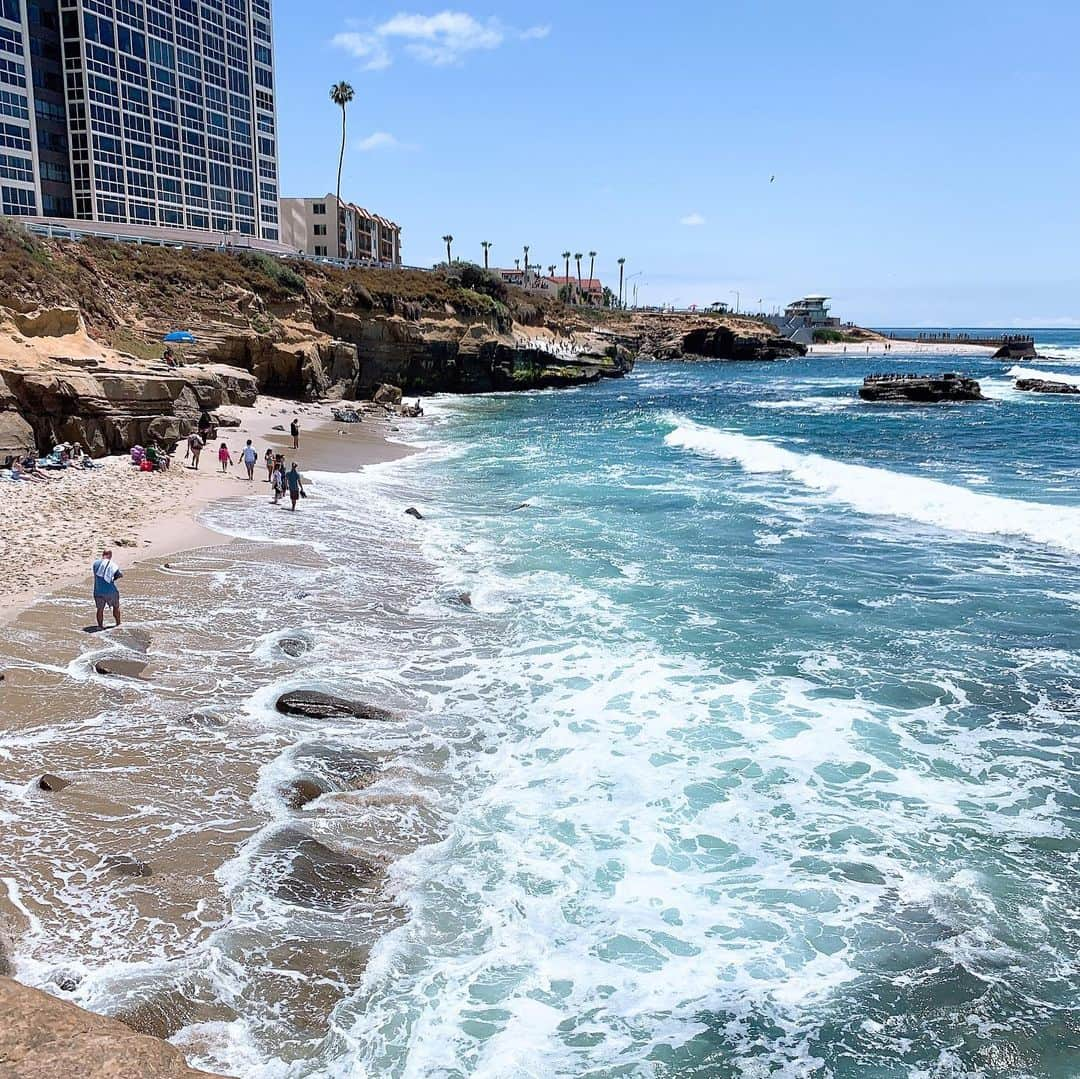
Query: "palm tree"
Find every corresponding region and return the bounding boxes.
[561,250,571,289]
[617,257,626,308]
[481,240,492,269]
[442,234,453,265]
[574,252,584,297]
[330,81,355,258]
[523,244,530,277]
[547,264,556,279]
[588,251,597,297]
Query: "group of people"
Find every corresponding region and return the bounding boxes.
[130,443,171,471]
[5,442,97,482]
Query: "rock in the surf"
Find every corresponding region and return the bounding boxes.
[37,773,71,792]
[267,828,382,911]
[281,777,329,810]
[113,989,197,1041]
[278,637,310,658]
[404,506,424,520]
[275,691,397,722]
[94,654,149,679]
[292,743,381,789]
[1015,378,1079,395]
[101,854,152,878]
[859,373,986,403]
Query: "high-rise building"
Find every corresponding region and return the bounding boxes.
[1,0,280,241]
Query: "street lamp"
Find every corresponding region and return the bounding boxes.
[731,290,740,314]
[626,271,643,310]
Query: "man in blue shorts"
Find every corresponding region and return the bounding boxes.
[92,548,123,629]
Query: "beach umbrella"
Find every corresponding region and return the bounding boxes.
[164,331,196,343]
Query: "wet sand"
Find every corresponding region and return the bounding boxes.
[0,402,424,1074]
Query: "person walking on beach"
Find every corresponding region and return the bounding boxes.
[286,461,305,511]
[271,457,285,504]
[241,439,258,481]
[186,431,204,469]
[290,416,300,449]
[92,548,123,629]
[218,441,233,473]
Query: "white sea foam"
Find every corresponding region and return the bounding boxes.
[664,418,1080,556]
[1008,365,1080,387]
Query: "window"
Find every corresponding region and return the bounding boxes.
[313,223,326,236]
[314,245,327,256]
[313,202,325,215]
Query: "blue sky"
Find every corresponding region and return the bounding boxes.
[274,1,1080,326]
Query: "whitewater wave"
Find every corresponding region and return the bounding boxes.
[1008,365,1080,388]
[664,418,1080,556]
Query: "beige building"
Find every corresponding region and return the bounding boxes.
[280,194,402,265]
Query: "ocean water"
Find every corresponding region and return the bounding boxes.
[3,334,1079,1077]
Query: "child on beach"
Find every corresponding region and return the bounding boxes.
[218,442,233,473]
[271,458,285,504]
[264,447,274,482]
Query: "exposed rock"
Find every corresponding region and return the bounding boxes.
[282,777,328,810]
[859,373,986,403]
[274,690,397,722]
[373,383,403,406]
[292,743,380,788]
[404,507,424,520]
[113,990,196,1041]
[37,773,71,793]
[180,709,227,730]
[1015,378,1079,395]
[455,592,472,607]
[264,827,382,911]
[100,855,152,878]
[633,317,805,363]
[0,405,35,463]
[992,338,1038,360]
[52,970,82,994]
[0,976,222,1078]
[12,306,83,338]
[94,654,149,679]
[278,637,310,658]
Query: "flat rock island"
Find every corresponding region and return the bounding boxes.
[859,372,986,403]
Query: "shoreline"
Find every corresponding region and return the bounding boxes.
[0,396,420,1077]
[0,397,414,627]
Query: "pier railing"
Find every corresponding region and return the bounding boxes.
[883,331,1033,348]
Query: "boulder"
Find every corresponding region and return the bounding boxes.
[37,773,71,793]
[404,507,424,520]
[264,827,382,911]
[12,306,84,338]
[180,709,227,730]
[859,373,986,403]
[278,637,310,658]
[1015,378,1079,395]
[281,777,328,810]
[274,690,397,722]
[95,655,149,680]
[373,383,403,406]
[0,976,222,1078]
[0,408,35,463]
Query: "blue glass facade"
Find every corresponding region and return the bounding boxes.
[0,0,40,215]
[35,0,279,238]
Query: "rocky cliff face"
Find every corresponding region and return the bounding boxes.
[590,312,807,363]
[0,227,634,457]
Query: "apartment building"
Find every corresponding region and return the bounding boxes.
[280,193,401,266]
[1,0,280,241]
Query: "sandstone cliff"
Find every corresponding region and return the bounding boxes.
[0,223,632,457]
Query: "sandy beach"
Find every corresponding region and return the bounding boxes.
[808,339,998,357]
[0,396,412,625]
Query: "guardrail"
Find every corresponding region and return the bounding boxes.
[883,331,1033,348]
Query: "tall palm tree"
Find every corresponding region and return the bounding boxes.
[574,252,584,296]
[617,257,626,308]
[588,251,597,294]
[330,81,355,258]
[442,234,453,265]
[548,264,556,279]
[481,240,492,269]
[523,245,530,280]
[561,250,571,288]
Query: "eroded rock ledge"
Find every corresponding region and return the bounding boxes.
[0,977,224,1079]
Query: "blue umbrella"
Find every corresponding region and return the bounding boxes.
[164,331,196,343]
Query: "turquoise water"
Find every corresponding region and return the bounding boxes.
[325,340,1080,1077]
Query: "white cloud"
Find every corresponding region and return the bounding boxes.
[357,131,411,152]
[680,213,706,227]
[333,11,550,69]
